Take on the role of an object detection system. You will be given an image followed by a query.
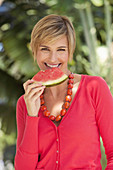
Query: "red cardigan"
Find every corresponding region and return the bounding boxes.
[14,75,113,170]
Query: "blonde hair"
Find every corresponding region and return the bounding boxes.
[30,14,76,62]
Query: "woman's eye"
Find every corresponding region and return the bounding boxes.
[41,48,49,51]
[57,49,65,51]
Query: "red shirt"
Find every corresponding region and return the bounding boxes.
[14,75,113,170]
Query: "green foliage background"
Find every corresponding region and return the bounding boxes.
[0,0,113,169]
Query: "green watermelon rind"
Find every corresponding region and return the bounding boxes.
[34,74,68,87]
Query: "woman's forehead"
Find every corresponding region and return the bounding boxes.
[39,35,68,47]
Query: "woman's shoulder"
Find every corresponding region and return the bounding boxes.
[16,94,27,111]
[17,94,25,105]
[16,94,28,119]
[73,73,108,89]
[82,74,107,85]
[74,73,105,82]
[81,74,110,94]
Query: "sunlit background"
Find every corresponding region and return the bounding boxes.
[0,0,113,169]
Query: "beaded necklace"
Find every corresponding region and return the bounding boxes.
[40,73,74,122]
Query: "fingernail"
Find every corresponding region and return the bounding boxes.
[43,86,46,88]
[30,79,34,82]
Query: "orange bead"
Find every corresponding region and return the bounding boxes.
[44,110,50,117]
[40,94,43,99]
[55,115,62,121]
[64,102,70,109]
[41,105,47,111]
[65,95,72,102]
[60,109,66,116]
[68,79,74,84]
[49,115,56,121]
[41,98,44,105]
[69,74,74,79]
[67,89,72,95]
[68,84,73,89]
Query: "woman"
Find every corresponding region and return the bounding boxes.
[14,14,113,170]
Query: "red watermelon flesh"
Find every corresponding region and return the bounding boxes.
[32,67,68,86]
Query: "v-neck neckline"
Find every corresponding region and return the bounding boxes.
[39,74,85,128]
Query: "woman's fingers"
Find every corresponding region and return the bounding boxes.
[25,83,44,95]
[32,88,45,102]
[23,79,34,92]
[26,85,45,99]
[23,79,45,117]
[23,80,45,102]
[23,80,44,94]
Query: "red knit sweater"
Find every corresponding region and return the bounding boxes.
[14,75,113,170]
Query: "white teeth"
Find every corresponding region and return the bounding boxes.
[46,63,59,67]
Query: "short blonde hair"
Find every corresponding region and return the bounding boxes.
[30,14,76,62]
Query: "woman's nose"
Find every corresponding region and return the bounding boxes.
[50,51,57,62]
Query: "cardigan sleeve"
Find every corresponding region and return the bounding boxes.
[93,77,113,169]
[14,96,40,170]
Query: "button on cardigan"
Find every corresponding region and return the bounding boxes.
[14,75,113,170]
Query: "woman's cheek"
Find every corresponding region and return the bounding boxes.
[62,54,68,62]
[58,52,68,60]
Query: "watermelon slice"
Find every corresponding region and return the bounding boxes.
[32,68,68,86]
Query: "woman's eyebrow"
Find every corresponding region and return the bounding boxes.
[40,45,49,48]
[57,46,67,48]
[39,45,67,48]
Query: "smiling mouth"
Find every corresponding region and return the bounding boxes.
[44,63,61,68]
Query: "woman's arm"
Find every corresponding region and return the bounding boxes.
[14,80,45,170]
[94,77,113,169]
[14,96,40,170]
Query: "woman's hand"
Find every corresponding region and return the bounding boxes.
[23,79,45,117]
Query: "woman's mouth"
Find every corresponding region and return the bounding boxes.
[44,63,61,68]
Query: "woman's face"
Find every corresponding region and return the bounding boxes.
[35,35,69,74]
